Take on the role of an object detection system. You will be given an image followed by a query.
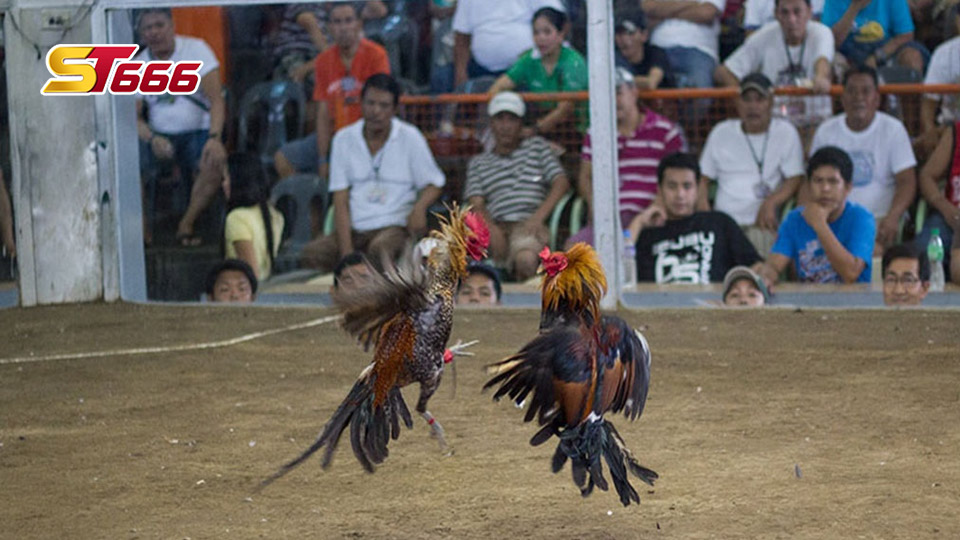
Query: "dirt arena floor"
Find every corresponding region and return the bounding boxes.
[1,303,958,539]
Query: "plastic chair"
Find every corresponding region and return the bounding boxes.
[548,192,575,250]
[915,198,928,235]
[323,204,336,236]
[237,80,307,170]
[569,196,587,236]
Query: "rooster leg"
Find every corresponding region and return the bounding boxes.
[416,379,453,456]
[419,410,452,456]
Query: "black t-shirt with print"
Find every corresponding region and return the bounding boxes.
[616,44,674,88]
[635,211,762,283]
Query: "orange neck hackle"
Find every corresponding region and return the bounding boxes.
[539,243,607,325]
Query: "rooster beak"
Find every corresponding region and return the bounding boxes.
[536,263,544,275]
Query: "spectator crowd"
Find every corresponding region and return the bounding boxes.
[123,1,960,306]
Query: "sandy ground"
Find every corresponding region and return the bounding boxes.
[1,303,959,539]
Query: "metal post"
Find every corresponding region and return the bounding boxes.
[585,0,621,309]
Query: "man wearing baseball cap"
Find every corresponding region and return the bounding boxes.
[698,72,805,258]
[614,8,673,90]
[464,91,571,281]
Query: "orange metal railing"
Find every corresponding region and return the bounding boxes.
[395,83,960,203]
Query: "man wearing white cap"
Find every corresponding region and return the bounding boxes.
[464,91,571,281]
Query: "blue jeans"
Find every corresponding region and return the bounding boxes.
[841,39,931,72]
[913,210,954,274]
[663,46,716,89]
[466,57,503,82]
[662,46,716,119]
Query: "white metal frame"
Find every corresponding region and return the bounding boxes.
[85,0,622,305]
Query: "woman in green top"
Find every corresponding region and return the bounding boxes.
[488,7,588,136]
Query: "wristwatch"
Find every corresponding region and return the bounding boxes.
[208,131,221,141]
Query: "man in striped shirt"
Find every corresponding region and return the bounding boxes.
[566,67,686,247]
[465,91,572,281]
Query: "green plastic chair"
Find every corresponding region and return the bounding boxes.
[548,192,574,249]
[323,206,335,236]
[569,196,586,236]
[915,199,928,237]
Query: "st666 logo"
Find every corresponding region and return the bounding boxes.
[41,44,203,96]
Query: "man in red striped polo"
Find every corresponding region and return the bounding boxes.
[565,67,686,248]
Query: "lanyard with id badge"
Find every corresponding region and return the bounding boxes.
[776,40,807,119]
[743,129,773,200]
[366,143,389,205]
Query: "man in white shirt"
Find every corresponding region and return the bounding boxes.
[300,74,445,272]
[918,9,960,156]
[716,0,833,128]
[464,92,571,281]
[698,73,805,257]
[809,65,917,252]
[135,8,227,246]
[451,0,565,89]
[644,0,726,90]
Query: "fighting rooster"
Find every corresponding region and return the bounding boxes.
[484,243,658,506]
[262,205,489,486]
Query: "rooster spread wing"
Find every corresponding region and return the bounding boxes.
[485,318,652,428]
[596,315,651,422]
[334,263,432,351]
[484,326,595,427]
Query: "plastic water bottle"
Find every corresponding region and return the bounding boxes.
[622,230,637,289]
[927,228,945,292]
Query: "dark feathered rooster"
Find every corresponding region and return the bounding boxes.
[261,205,489,487]
[483,243,658,506]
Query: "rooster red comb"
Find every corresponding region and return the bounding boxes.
[539,243,606,321]
[463,211,490,260]
[539,246,568,277]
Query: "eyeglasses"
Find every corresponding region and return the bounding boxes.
[883,274,921,287]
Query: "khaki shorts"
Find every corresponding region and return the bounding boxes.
[501,221,549,267]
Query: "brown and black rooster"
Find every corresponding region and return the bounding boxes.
[261,205,489,486]
[484,243,658,506]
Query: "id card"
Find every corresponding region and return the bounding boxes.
[366,184,387,204]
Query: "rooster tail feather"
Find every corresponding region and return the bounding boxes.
[571,459,587,489]
[391,387,414,429]
[605,421,659,487]
[260,372,418,489]
[258,375,373,489]
[550,419,656,506]
[530,422,558,446]
[350,406,375,472]
[602,420,658,506]
[551,443,568,473]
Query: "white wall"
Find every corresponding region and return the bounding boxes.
[6,4,103,305]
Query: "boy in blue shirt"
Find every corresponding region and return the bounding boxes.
[822,0,927,73]
[762,146,876,284]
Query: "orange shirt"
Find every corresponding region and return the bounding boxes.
[172,7,229,84]
[313,38,390,131]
